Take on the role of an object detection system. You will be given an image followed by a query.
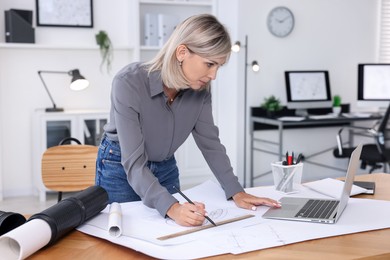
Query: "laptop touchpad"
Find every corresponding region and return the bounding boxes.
[281,204,300,211]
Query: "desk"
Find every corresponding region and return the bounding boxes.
[27,173,390,260]
[250,114,381,187]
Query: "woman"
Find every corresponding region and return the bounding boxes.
[96,14,281,227]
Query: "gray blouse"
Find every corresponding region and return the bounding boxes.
[104,62,244,216]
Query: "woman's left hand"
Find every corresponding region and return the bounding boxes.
[232,191,281,211]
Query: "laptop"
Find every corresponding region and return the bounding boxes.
[262,143,362,224]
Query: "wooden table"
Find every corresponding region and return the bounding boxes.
[28,173,390,260]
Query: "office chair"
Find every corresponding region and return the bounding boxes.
[333,103,390,173]
[41,137,98,202]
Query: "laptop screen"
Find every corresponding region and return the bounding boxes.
[335,143,362,221]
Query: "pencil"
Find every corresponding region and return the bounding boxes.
[279,166,299,192]
[173,186,217,226]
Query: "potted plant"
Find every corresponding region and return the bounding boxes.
[332,95,342,115]
[95,30,113,73]
[261,95,282,117]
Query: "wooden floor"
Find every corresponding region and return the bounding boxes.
[0,193,58,215]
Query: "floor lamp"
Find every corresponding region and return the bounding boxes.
[38,69,90,112]
[232,35,259,187]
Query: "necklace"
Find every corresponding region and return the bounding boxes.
[163,86,177,104]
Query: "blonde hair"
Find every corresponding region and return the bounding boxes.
[145,14,232,90]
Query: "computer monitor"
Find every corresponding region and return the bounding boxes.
[285,70,332,116]
[357,63,390,109]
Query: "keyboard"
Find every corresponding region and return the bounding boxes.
[295,199,339,219]
[342,112,375,118]
[308,114,338,120]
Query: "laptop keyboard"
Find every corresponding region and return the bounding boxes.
[295,199,339,219]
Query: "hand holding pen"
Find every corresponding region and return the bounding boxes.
[171,186,216,227]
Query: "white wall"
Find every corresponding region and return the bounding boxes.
[240,0,378,110]
[234,0,380,186]
[214,1,241,182]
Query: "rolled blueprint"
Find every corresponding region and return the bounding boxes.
[0,185,108,260]
[0,219,51,260]
[108,202,122,237]
[0,211,26,236]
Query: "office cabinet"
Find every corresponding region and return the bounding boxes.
[32,110,108,201]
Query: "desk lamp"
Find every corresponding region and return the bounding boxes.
[38,69,89,112]
[232,35,259,187]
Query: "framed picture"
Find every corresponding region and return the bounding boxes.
[36,0,93,28]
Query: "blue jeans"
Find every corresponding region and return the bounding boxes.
[95,135,180,203]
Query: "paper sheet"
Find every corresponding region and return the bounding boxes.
[86,181,255,246]
[78,180,390,259]
[303,178,367,198]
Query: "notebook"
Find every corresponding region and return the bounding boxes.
[262,143,362,224]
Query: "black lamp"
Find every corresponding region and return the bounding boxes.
[232,35,259,187]
[38,69,89,112]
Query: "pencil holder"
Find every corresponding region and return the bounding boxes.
[271,162,303,193]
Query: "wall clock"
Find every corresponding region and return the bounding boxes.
[267,6,294,38]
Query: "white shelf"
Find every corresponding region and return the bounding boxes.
[141,45,162,50]
[140,0,212,7]
[0,43,134,51]
[34,108,109,115]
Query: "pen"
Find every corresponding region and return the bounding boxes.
[173,186,217,226]
[296,153,303,164]
[291,151,295,164]
[287,154,293,165]
[282,151,289,165]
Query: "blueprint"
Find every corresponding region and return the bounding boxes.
[78,180,390,259]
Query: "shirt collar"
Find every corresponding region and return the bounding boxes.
[148,69,189,98]
[148,70,164,97]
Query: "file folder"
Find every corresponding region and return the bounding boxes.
[158,14,178,47]
[144,13,158,46]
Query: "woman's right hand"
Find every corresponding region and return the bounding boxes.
[167,202,207,226]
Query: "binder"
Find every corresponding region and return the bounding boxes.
[144,13,158,46]
[353,181,376,194]
[157,14,179,47]
[5,9,35,43]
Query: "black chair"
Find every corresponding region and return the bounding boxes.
[333,103,390,173]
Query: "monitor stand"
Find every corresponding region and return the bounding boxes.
[295,109,309,117]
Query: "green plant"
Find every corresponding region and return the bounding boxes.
[261,95,282,112]
[95,30,113,73]
[333,95,341,107]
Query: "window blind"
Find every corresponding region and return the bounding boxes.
[379,0,390,62]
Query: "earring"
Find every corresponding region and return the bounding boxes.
[178,60,182,66]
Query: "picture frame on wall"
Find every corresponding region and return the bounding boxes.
[36,0,93,28]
